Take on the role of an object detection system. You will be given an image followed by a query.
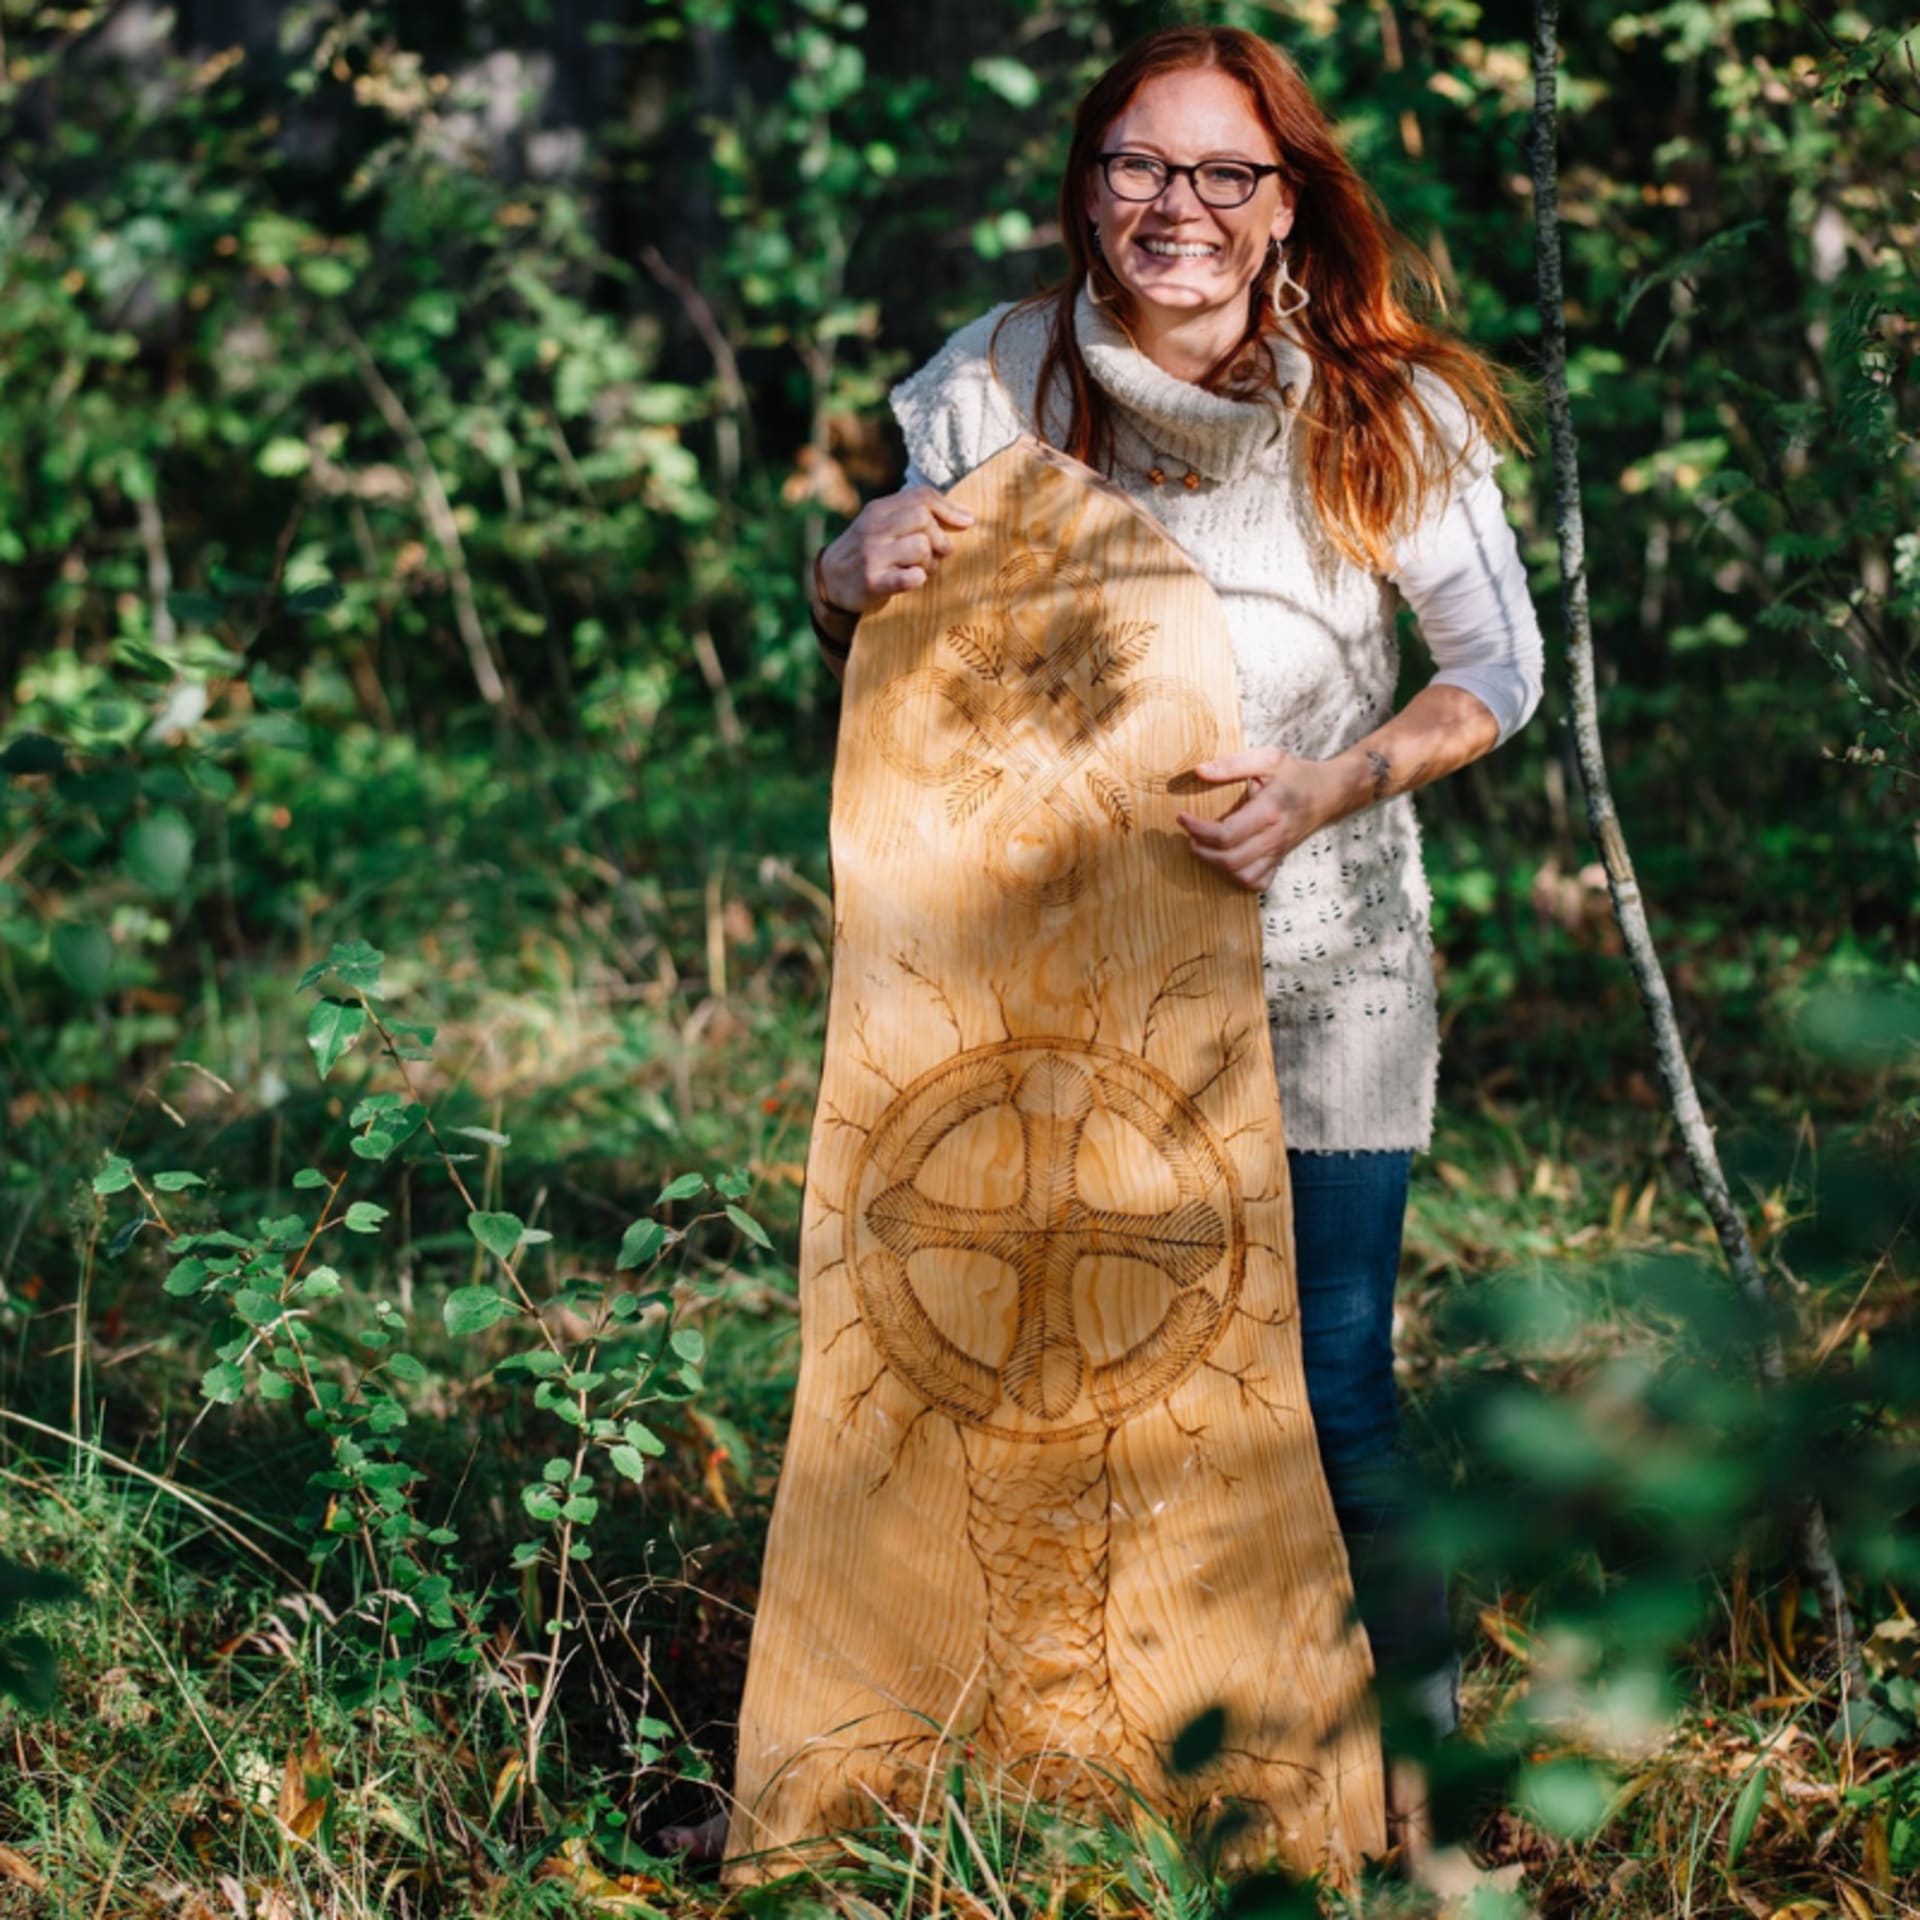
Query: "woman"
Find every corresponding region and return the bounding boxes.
[802,21,1541,1847]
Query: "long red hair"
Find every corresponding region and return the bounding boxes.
[1002,26,1521,570]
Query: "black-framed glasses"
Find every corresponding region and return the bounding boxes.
[1096,151,1283,210]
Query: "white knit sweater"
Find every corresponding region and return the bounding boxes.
[889,292,1543,1152]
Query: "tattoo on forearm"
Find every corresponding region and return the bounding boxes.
[1365,749,1437,803]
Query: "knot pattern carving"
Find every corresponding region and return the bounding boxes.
[870,551,1218,906]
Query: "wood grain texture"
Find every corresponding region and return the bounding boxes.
[725,440,1384,1886]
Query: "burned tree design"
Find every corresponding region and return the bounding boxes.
[842,1038,1246,1774]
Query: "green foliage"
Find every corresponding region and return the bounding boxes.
[70,932,767,1725]
[0,1553,81,1712]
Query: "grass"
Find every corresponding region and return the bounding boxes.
[2,749,1916,1918]
[4,1072,1915,1918]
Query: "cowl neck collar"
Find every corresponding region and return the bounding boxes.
[1072,285,1312,484]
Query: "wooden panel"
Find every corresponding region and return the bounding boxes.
[726,439,1384,1887]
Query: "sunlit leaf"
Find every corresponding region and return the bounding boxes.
[445,1286,510,1335]
[307,999,366,1079]
[468,1212,524,1261]
[725,1204,771,1250]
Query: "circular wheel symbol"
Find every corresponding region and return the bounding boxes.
[843,1039,1244,1442]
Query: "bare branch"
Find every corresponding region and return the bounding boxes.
[1531,0,1860,1686]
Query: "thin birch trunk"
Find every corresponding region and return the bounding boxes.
[1528,0,1861,1686]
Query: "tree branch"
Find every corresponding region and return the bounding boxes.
[341,321,510,712]
[1529,0,1861,1686]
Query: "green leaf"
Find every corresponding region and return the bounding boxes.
[165,588,226,627]
[92,1154,136,1196]
[124,810,195,895]
[210,565,270,597]
[623,1420,666,1457]
[107,1213,149,1258]
[387,1020,435,1059]
[296,939,386,995]
[444,1286,510,1335]
[522,1486,561,1523]
[1516,1759,1615,1839]
[453,1125,511,1148]
[1726,1763,1769,1867]
[284,580,343,615]
[725,1204,771,1250]
[163,1259,209,1297]
[1831,1697,1913,1749]
[113,638,176,682]
[1217,1871,1319,1920]
[2,732,67,774]
[972,54,1040,107]
[468,1212,525,1261]
[343,1202,388,1234]
[385,1353,428,1383]
[1170,1704,1226,1774]
[152,1171,206,1192]
[52,923,113,998]
[296,256,355,298]
[307,999,367,1079]
[617,1219,666,1270]
[657,1172,705,1205]
[1617,219,1766,325]
[350,1131,397,1161]
[669,1326,705,1365]
[560,1496,600,1525]
[298,1267,342,1300]
[247,662,302,711]
[233,1288,282,1326]
[200,1360,246,1404]
[609,1445,648,1483]
[256,437,311,478]
[170,1231,248,1254]
[292,1168,329,1190]
[715,1166,751,1200]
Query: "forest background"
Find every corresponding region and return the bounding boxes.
[0,1,1917,1916]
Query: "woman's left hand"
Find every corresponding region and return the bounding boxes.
[1175,749,1352,892]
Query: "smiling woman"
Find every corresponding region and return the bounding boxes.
[785,19,1547,1873]
[1083,68,1299,385]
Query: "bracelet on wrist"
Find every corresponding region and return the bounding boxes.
[809,547,858,663]
[811,547,862,623]
[811,605,854,661]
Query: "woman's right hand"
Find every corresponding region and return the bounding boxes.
[817,486,975,616]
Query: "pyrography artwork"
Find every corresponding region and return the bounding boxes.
[725,440,1385,1886]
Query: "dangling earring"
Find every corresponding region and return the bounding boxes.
[1268,240,1310,321]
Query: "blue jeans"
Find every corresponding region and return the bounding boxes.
[1290,1148,1459,1743]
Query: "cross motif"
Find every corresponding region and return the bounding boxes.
[847,1041,1244,1439]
